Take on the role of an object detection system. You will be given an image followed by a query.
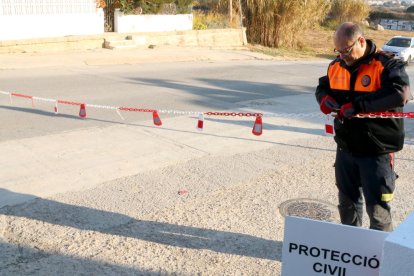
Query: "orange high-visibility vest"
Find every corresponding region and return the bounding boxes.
[328,60,384,93]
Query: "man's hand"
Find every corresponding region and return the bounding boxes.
[320,95,339,114]
[339,102,355,119]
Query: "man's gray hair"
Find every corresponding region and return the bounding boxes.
[337,22,364,41]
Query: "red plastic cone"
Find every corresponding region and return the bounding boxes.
[252,115,263,136]
[153,111,162,126]
[79,103,87,118]
[197,113,204,131]
[54,101,59,114]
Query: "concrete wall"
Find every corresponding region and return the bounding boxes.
[132,29,247,48]
[0,35,106,53]
[114,10,193,33]
[0,29,247,54]
[380,211,414,275]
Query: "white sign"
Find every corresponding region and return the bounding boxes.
[281,216,388,276]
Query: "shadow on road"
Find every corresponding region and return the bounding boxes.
[7,102,414,161]
[0,103,337,155]
[0,188,282,263]
[0,105,84,120]
[127,77,312,111]
[205,117,323,136]
[0,241,154,275]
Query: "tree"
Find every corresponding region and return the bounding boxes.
[407,6,414,13]
[115,0,193,14]
[329,0,370,26]
[243,0,330,48]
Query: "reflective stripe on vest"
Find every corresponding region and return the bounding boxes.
[328,59,384,93]
[381,193,394,202]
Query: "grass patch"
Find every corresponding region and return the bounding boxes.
[248,27,414,60]
[248,44,331,60]
[193,11,231,30]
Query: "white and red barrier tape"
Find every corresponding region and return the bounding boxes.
[1,90,414,137]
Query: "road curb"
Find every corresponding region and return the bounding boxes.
[0,28,247,54]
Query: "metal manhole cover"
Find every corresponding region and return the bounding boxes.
[279,198,340,223]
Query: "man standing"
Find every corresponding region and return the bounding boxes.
[315,22,413,231]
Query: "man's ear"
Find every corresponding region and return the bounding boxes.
[358,36,366,47]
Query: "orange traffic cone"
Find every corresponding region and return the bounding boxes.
[252,115,263,136]
[153,111,162,126]
[197,113,204,131]
[79,103,87,118]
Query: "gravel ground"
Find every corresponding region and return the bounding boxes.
[1,134,414,275]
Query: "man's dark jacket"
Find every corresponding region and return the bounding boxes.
[316,40,412,155]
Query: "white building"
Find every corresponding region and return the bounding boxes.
[380,19,414,31]
[367,0,385,5]
[0,0,104,41]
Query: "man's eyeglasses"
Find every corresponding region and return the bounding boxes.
[334,40,357,55]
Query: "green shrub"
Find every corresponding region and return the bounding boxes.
[116,0,193,14]
[193,16,208,29]
[369,10,414,21]
[176,0,193,13]
[328,0,370,27]
[192,11,229,29]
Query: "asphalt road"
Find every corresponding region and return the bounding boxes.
[0,54,413,205]
[0,59,327,142]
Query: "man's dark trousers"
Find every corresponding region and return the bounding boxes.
[335,148,396,232]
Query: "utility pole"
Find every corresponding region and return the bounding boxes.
[229,0,233,25]
[238,0,246,45]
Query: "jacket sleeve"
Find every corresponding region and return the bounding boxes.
[354,58,413,113]
[315,75,331,104]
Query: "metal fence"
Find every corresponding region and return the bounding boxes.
[0,0,96,16]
